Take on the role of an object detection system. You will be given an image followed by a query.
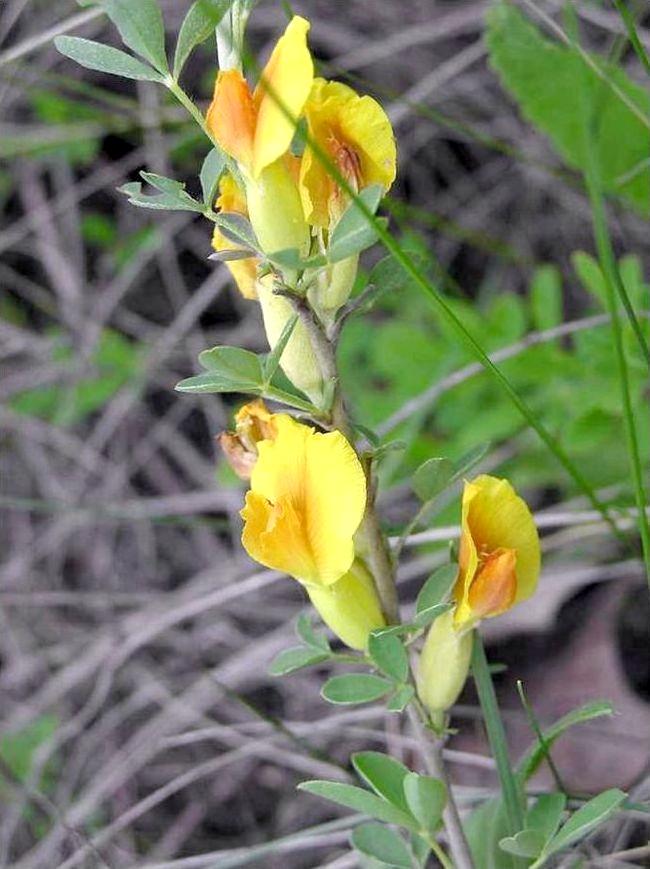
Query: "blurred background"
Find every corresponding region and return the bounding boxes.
[1,0,649,866]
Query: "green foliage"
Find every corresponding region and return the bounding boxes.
[328,185,385,262]
[351,822,413,868]
[367,631,409,682]
[93,0,169,74]
[339,243,649,499]
[402,773,446,835]
[465,701,615,868]
[415,564,457,615]
[174,0,232,79]
[352,752,411,813]
[486,2,650,215]
[321,674,393,705]
[10,330,141,426]
[54,36,164,81]
[0,715,58,786]
[119,172,206,212]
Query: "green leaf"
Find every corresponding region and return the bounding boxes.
[386,684,415,713]
[173,0,231,78]
[402,773,446,835]
[415,564,458,615]
[262,315,298,383]
[295,613,330,652]
[352,752,411,813]
[526,793,566,843]
[542,789,626,860]
[499,829,546,859]
[530,265,563,332]
[572,250,607,306]
[118,177,204,213]
[54,36,163,81]
[266,248,327,270]
[451,443,491,482]
[410,833,431,868]
[328,185,384,263]
[215,212,260,252]
[465,702,614,869]
[412,457,454,502]
[99,0,168,74]
[321,674,393,705]
[517,701,614,782]
[298,780,417,830]
[200,148,227,207]
[176,346,263,394]
[487,2,650,214]
[368,631,409,682]
[413,602,453,628]
[351,823,413,868]
[268,646,329,676]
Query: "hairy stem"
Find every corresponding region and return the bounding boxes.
[282,289,400,623]
[407,705,475,869]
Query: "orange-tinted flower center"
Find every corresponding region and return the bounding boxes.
[468,546,517,618]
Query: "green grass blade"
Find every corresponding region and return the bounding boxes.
[612,0,650,78]
[583,137,650,587]
[471,634,525,840]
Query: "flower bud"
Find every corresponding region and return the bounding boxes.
[255,275,324,403]
[416,611,472,716]
[245,159,310,259]
[306,559,385,650]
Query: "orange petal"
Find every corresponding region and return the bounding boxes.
[467,547,517,618]
[206,69,256,170]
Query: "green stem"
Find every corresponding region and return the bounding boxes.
[165,77,217,144]
[429,835,455,869]
[583,111,650,589]
[471,634,525,838]
[612,0,650,78]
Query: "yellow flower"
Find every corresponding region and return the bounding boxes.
[206,16,313,180]
[206,18,312,260]
[299,78,397,228]
[238,407,384,648]
[241,413,366,585]
[454,475,540,630]
[416,610,473,716]
[212,173,258,300]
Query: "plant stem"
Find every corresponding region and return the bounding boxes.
[407,705,475,869]
[281,289,400,623]
[429,835,455,869]
[165,77,217,145]
[471,634,525,836]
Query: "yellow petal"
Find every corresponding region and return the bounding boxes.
[235,399,277,450]
[206,70,256,170]
[454,475,540,628]
[307,560,385,650]
[252,16,313,178]
[211,174,258,300]
[416,610,472,715]
[241,415,366,585]
[299,78,397,227]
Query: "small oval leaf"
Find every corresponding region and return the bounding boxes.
[321,674,392,705]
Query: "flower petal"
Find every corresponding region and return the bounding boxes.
[211,174,258,299]
[454,475,540,628]
[206,70,256,170]
[245,415,366,585]
[252,16,313,178]
[299,78,396,227]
